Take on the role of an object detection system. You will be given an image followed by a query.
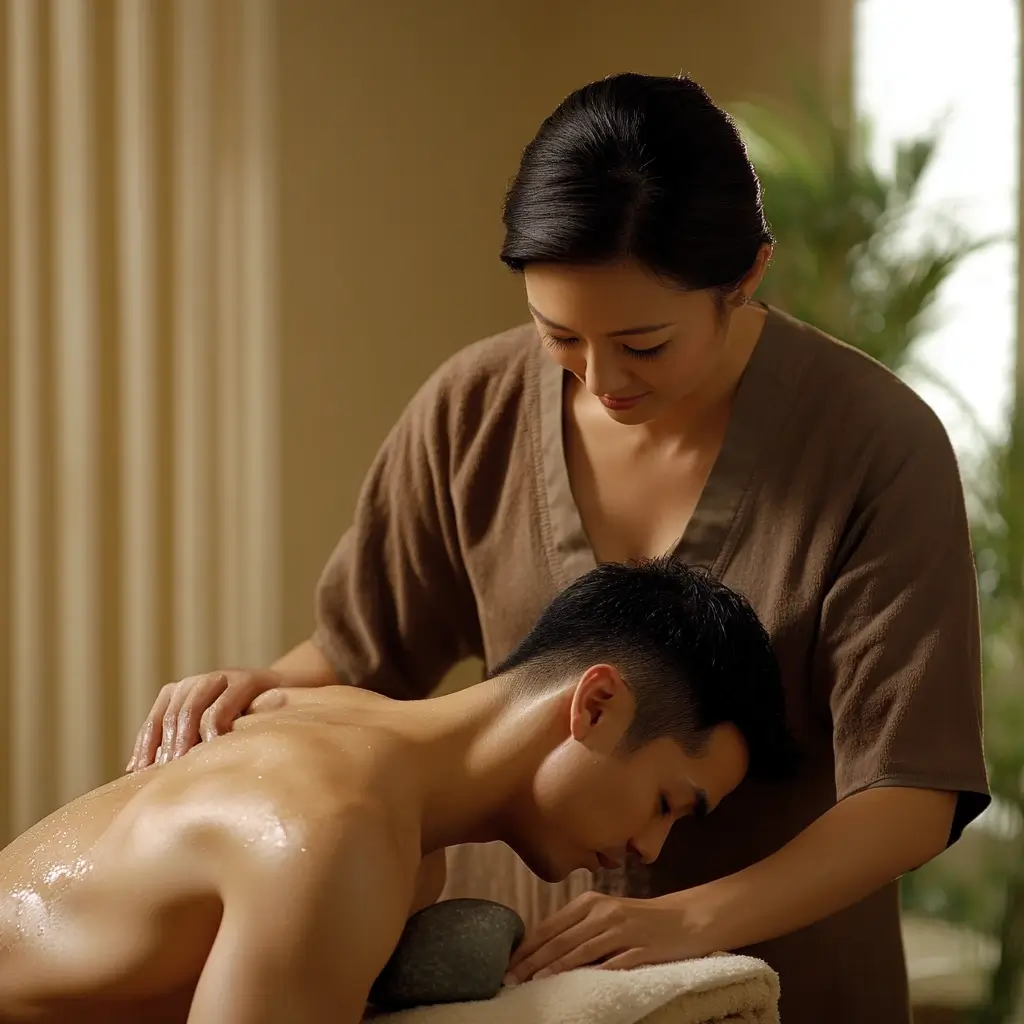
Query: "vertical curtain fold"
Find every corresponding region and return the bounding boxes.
[1,0,279,844]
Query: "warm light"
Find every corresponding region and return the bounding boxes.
[856,0,1019,460]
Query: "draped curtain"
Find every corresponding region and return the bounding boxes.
[1,0,280,844]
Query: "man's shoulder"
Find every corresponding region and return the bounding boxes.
[209,729,423,910]
[128,723,401,861]
[270,788,420,955]
[181,757,420,1021]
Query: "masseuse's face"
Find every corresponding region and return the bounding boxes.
[523,256,767,425]
[509,666,749,883]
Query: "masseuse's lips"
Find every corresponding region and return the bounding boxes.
[595,852,623,870]
[599,392,649,411]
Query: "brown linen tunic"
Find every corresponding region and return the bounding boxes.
[312,307,990,1024]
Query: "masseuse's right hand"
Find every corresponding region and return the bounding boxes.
[126,667,285,772]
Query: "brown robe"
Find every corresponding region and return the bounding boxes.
[312,307,990,1024]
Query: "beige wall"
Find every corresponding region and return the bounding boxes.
[0,0,9,843]
[0,0,851,841]
[276,0,855,648]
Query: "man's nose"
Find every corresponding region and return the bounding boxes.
[629,818,674,865]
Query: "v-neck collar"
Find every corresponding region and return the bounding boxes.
[532,305,789,588]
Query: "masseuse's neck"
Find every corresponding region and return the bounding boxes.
[397,678,562,854]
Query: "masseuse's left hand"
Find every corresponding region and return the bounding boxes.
[504,891,697,984]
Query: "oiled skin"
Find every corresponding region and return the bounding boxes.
[0,694,442,1023]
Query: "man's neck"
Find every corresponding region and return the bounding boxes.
[391,679,561,855]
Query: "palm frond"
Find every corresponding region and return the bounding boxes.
[733,96,994,376]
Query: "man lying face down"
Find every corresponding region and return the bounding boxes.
[0,557,795,1024]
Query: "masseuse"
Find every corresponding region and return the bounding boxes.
[128,73,989,1024]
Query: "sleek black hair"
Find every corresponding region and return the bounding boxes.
[490,556,797,781]
[501,73,774,298]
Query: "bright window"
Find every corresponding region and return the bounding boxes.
[855,0,1019,459]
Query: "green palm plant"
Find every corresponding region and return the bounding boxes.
[734,91,994,431]
[734,91,1024,1022]
[970,416,1024,1024]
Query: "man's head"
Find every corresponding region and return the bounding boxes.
[491,556,797,882]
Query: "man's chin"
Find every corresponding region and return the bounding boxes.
[536,864,570,884]
[513,847,572,884]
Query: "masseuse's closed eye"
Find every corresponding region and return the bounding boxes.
[623,342,667,360]
[542,333,669,360]
[543,333,579,351]
[660,794,672,818]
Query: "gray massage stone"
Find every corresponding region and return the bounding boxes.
[368,898,526,1010]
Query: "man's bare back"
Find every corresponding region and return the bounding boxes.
[0,558,792,1023]
[0,690,437,1023]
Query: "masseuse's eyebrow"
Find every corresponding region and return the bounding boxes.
[528,303,676,338]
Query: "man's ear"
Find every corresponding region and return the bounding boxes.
[568,664,634,749]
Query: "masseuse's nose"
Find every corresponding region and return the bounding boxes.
[583,344,632,398]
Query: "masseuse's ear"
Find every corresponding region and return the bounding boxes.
[727,242,773,308]
[568,664,634,752]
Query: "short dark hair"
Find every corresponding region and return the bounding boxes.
[500,73,774,298]
[491,557,797,781]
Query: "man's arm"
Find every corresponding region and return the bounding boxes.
[409,850,448,916]
[187,814,417,1024]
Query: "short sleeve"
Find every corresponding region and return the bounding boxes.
[311,371,483,700]
[816,406,990,846]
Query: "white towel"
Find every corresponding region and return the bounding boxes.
[368,954,779,1024]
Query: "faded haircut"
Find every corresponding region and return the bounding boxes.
[490,556,798,780]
